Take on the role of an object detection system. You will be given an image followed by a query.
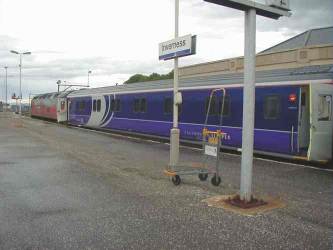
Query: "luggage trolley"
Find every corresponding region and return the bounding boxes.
[164,88,227,186]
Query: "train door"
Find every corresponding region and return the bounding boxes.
[86,96,105,127]
[57,98,67,123]
[308,83,333,161]
[297,86,310,155]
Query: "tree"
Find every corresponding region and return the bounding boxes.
[124,74,148,84]
[124,70,174,84]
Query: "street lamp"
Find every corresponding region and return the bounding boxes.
[10,50,31,115]
[57,80,62,92]
[87,70,92,86]
[4,66,8,112]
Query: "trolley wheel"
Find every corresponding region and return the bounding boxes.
[172,175,181,186]
[198,173,208,181]
[211,174,221,186]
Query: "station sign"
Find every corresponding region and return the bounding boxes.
[159,34,196,61]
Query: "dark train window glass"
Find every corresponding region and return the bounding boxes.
[110,99,115,112]
[133,99,140,113]
[97,99,101,112]
[301,92,306,106]
[205,96,218,115]
[164,98,172,114]
[93,100,97,112]
[76,102,79,111]
[218,95,231,116]
[264,95,281,120]
[79,101,85,112]
[140,98,147,113]
[111,99,120,112]
[115,99,121,112]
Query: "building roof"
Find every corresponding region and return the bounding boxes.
[68,64,333,97]
[260,27,333,54]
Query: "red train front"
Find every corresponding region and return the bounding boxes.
[31,93,58,120]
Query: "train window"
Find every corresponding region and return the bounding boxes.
[115,99,121,112]
[79,101,85,112]
[76,102,80,111]
[110,99,115,112]
[264,95,281,120]
[61,101,65,110]
[133,99,140,113]
[97,99,101,112]
[93,100,97,112]
[218,95,231,117]
[205,96,218,115]
[318,95,332,121]
[164,98,172,114]
[140,98,147,113]
[111,99,120,112]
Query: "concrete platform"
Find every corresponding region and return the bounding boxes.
[0,113,332,249]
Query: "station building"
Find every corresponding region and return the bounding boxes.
[179,26,333,78]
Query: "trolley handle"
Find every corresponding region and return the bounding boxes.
[202,128,223,136]
[203,88,227,128]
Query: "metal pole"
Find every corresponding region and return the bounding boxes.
[29,93,31,115]
[240,8,256,202]
[19,54,22,115]
[169,0,180,167]
[5,67,7,112]
[174,0,179,129]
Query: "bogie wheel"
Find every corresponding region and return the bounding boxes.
[172,175,181,186]
[198,173,208,181]
[211,174,221,186]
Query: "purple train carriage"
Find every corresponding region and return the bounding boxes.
[62,64,333,163]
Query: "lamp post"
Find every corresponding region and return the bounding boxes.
[88,70,92,86]
[57,80,61,93]
[4,66,8,112]
[10,50,31,115]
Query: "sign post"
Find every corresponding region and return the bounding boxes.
[171,0,180,168]
[159,0,197,169]
[203,0,291,201]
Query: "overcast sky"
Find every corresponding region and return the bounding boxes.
[0,0,332,103]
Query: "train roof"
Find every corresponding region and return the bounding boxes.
[68,64,333,97]
[32,91,74,100]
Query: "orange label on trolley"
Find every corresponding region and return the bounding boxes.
[208,137,218,145]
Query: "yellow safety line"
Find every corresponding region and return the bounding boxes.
[293,156,308,161]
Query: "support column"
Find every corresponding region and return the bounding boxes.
[19,54,22,115]
[240,8,256,201]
